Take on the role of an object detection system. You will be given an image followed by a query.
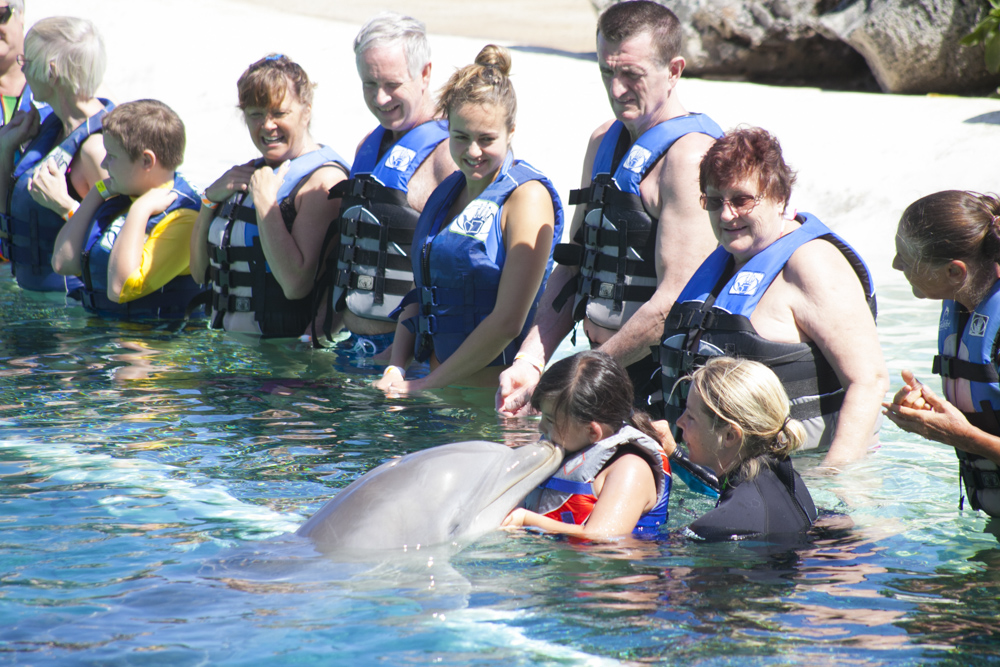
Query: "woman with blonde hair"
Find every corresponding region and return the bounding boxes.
[675,356,817,541]
[375,44,563,391]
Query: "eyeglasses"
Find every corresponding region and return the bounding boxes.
[0,6,13,25]
[700,193,762,215]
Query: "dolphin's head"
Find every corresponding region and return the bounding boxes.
[297,440,563,555]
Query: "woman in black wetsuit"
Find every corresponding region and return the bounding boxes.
[674,356,817,541]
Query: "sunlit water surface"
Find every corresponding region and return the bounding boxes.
[1,266,999,666]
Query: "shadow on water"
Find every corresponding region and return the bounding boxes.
[965,111,1000,125]
[508,45,597,62]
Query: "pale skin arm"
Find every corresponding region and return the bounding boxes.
[495,123,609,415]
[106,188,178,301]
[597,132,719,367]
[28,133,107,218]
[0,107,40,215]
[249,161,347,300]
[189,161,257,284]
[377,180,556,392]
[51,185,107,276]
[883,369,1000,464]
[373,301,417,389]
[784,241,889,468]
[502,454,657,538]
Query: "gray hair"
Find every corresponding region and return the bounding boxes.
[353,12,430,80]
[24,16,106,98]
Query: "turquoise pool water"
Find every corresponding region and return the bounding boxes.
[1,266,999,666]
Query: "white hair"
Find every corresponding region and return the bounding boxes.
[24,16,106,98]
[353,12,430,80]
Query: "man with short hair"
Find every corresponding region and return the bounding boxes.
[320,12,455,357]
[497,0,722,413]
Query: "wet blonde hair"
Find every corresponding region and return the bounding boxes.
[436,44,516,132]
[689,357,804,479]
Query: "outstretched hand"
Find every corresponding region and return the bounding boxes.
[882,369,971,448]
[495,361,541,416]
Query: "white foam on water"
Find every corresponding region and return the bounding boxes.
[0,439,303,538]
[437,607,623,666]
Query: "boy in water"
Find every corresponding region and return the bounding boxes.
[52,99,203,318]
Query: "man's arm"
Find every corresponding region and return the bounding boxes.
[597,132,718,367]
[496,122,613,415]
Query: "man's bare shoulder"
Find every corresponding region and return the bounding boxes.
[589,119,618,147]
[658,132,716,181]
[408,139,455,211]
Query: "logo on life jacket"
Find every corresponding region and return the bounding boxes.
[970,313,990,337]
[622,145,653,174]
[99,214,129,251]
[449,200,499,241]
[730,271,765,296]
[384,145,417,172]
[940,304,951,330]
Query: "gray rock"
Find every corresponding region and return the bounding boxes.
[821,0,1000,94]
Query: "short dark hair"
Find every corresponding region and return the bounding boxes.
[102,99,186,170]
[598,1,682,66]
[699,126,797,207]
[531,350,661,442]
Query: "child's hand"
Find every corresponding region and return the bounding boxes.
[132,188,178,217]
[501,508,528,528]
[27,158,74,216]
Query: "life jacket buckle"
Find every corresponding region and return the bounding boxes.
[419,314,437,335]
[342,218,359,238]
[351,178,375,199]
[420,285,438,307]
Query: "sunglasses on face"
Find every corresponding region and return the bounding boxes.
[0,6,13,25]
[700,193,762,215]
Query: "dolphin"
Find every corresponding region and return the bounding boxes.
[296,440,562,554]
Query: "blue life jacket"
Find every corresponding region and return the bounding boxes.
[1,99,114,292]
[552,114,724,330]
[934,283,1000,517]
[325,121,448,327]
[408,152,564,365]
[206,145,349,337]
[79,175,204,320]
[656,214,876,443]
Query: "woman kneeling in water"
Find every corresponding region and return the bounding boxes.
[503,350,671,538]
[676,356,817,541]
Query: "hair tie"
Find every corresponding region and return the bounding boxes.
[781,415,791,432]
[265,54,285,61]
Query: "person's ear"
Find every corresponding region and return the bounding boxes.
[586,421,604,444]
[946,259,968,286]
[141,149,155,170]
[721,422,742,451]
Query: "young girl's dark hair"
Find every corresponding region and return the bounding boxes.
[530,350,660,442]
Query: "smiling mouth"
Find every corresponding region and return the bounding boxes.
[261,134,285,147]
